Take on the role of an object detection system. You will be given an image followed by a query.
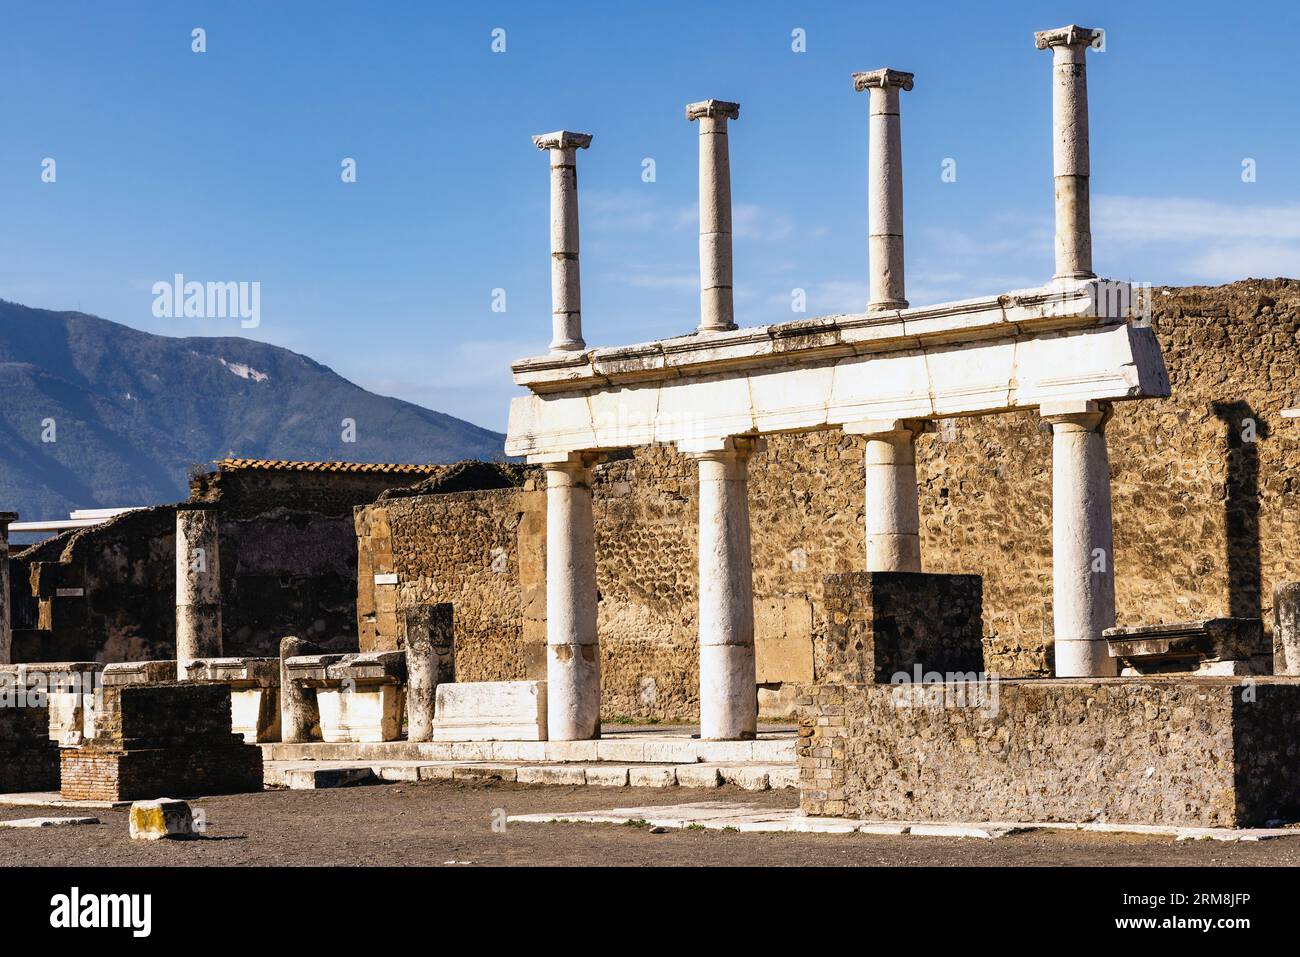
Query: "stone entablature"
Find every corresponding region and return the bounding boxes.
[506,279,1166,458]
[181,656,281,742]
[1104,618,1269,676]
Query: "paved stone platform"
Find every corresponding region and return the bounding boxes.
[260,725,796,767]
[263,758,797,791]
[508,800,1300,843]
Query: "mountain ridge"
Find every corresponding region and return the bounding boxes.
[0,300,506,519]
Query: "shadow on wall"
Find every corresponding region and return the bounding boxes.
[1212,400,1265,620]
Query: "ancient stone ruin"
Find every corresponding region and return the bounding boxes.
[2,23,1299,830]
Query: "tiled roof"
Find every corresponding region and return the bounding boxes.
[215,458,441,475]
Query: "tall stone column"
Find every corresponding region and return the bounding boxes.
[175,505,222,678]
[532,130,593,354]
[683,437,761,740]
[687,99,740,333]
[1035,24,1102,281]
[0,511,16,665]
[852,68,913,312]
[1042,400,1117,677]
[845,420,931,571]
[542,452,602,740]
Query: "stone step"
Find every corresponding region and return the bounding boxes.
[260,736,796,766]
[262,759,797,791]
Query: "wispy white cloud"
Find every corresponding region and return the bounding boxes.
[1094,194,1300,284]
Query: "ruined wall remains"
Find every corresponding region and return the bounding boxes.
[357,279,1300,721]
[9,463,434,663]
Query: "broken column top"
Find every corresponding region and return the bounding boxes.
[532,131,593,151]
[852,68,914,92]
[686,99,740,121]
[1034,24,1103,49]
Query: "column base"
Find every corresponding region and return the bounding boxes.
[699,643,757,741]
[1053,638,1117,678]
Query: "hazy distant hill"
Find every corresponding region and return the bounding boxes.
[0,300,505,519]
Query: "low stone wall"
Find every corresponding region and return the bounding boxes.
[797,677,1300,827]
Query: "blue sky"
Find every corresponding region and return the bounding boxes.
[1,0,1296,432]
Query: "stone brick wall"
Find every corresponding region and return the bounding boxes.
[796,677,1300,828]
[351,278,1300,720]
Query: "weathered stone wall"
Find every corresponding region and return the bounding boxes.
[357,279,1300,722]
[795,677,1300,828]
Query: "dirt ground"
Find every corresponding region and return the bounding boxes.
[3,780,1300,866]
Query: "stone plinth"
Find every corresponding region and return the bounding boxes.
[1105,618,1269,676]
[432,680,548,741]
[0,695,60,792]
[60,683,262,802]
[817,572,984,683]
[181,656,281,743]
[1,662,103,745]
[284,652,406,743]
[798,677,1300,828]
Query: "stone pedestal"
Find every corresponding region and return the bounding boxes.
[181,656,281,743]
[542,453,602,741]
[687,99,740,333]
[60,683,262,802]
[175,506,222,678]
[1,662,104,745]
[687,437,760,740]
[818,571,985,683]
[404,603,454,742]
[1043,400,1117,677]
[284,652,406,743]
[432,680,547,741]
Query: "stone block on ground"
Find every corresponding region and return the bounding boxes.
[432,680,547,741]
[128,798,197,840]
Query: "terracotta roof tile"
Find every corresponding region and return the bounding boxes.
[216,458,441,475]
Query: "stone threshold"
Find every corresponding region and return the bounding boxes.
[260,733,796,766]
[263,759,797,791]
[506,801,1300,843]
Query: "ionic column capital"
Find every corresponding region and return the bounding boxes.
[532,130,593,152]
[851,68,915,93]
[686,99,740,122]
[1034,24,1103,53]
[1041,399,1113,432]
